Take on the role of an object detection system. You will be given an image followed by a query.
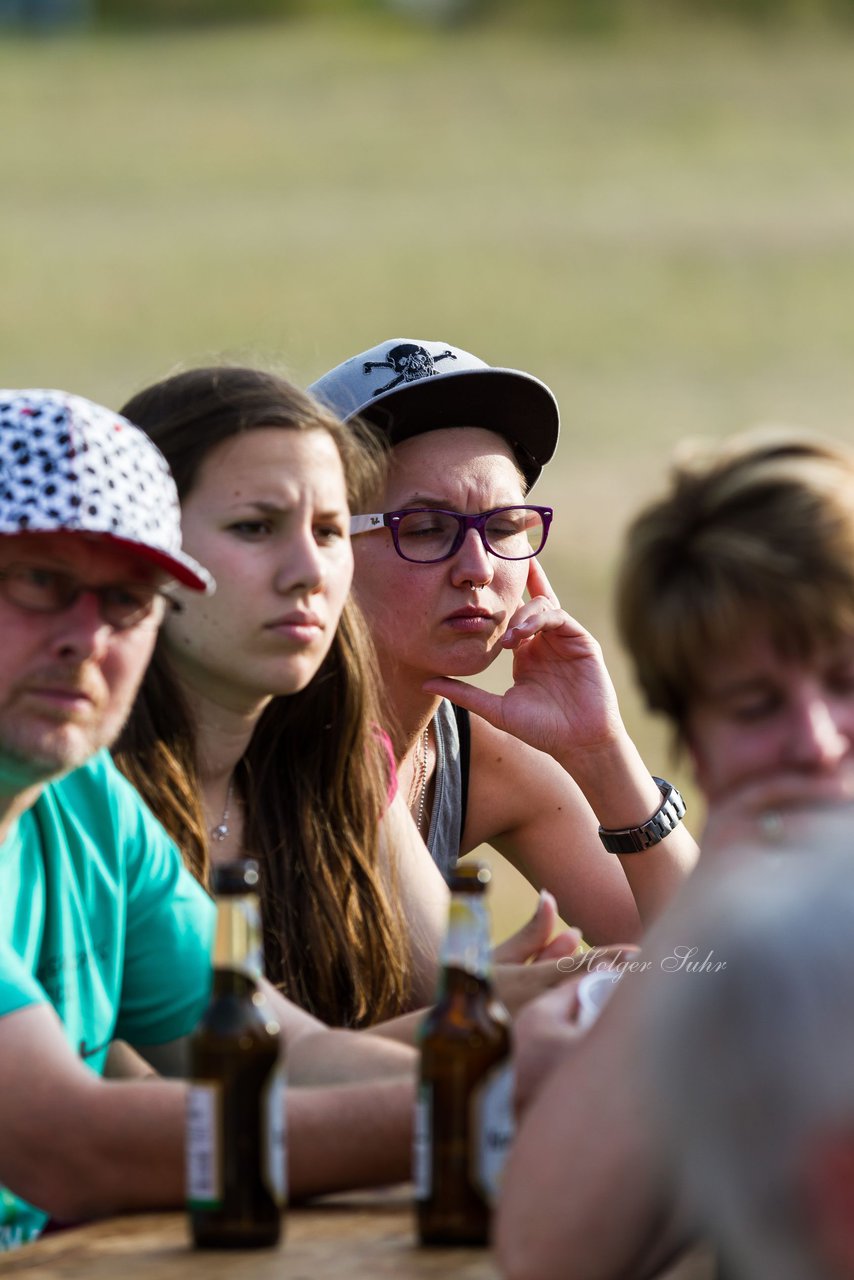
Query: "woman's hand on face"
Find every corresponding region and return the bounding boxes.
[423,559,625,760]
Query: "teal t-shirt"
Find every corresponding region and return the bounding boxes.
[0,750,215,1250]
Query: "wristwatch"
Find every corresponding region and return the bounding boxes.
[598,777,686,854]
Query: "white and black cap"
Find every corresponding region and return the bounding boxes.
[310,338,560,490]
[0,389,213,592]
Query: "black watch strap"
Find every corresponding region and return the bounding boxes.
[598,777,686,854]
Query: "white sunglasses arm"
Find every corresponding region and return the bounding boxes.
[349,514,387,535]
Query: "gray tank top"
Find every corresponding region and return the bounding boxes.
[425,699,466,882]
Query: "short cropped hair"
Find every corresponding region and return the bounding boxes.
[616,428,854,738]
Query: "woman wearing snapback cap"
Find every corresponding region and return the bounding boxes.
[311,339,697,940]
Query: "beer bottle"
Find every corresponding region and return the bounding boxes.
[415,862,514,1247]
[186,859,286,1248]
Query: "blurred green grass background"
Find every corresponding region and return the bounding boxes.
[4,10,854,937]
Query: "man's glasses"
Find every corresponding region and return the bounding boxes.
[0,564,180,631]
[349,505,553,565]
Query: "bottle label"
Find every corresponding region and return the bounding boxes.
[412,1082,433,1200]
[262,1065,287,1206]
[470,1061,515,1206]
[186,1083,222,1208]
[441,898,492,979]
[213,895,264,978]
[242,895,265,979]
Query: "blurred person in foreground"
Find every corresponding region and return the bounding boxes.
[311,338,697,940]
[496,428,854,1280]
[644,839,854,1280]
[0,389,422,1252]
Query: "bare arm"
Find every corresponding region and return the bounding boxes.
[0,1003,189,1222]
[372,792,589,1041]
[0,1002,415,1225]
[288,1078,413,1198]
[137,1001,418,1080]
[496,854,728,1280]
[496,976,675,1280]
[425,559,697,933]
[558,725,699,929]
[377,789,449,1009]
[464,718,644,943]
[261,979,417,1081]
[363,957,585,1046]
[103,1040,159,1080]
[497,771,854,1280]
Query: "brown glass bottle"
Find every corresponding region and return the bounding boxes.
[415,863,514,1247]
[186,860,286,1248]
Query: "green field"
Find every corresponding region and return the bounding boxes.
[4,14,854,935]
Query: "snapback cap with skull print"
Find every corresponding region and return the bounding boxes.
[0,389,213,592]
[309,338,560,490]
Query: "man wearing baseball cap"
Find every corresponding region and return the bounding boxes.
[0,390,413,1250]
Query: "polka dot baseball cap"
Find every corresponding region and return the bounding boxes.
[0,389,213,592]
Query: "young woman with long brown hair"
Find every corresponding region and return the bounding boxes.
[112,365,575,1033]
[113,365,450,1028]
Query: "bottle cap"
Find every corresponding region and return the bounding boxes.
[448,862,491,893]
[211,859,260,896]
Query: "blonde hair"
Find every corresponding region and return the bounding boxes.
[617,427,854,738]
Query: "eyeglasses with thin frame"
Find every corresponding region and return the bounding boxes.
[349,505,553,564]
[0,563,181,631]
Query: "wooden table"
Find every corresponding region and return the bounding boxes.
[0,1193,717,1279]
[0,1192,496,1279]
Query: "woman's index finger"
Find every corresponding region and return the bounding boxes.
[526,556,561,607]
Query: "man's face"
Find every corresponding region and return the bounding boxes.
[0,533,165,786]
[685,628,854,803]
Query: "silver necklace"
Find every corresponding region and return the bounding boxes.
[210,775,235,842]
[414,726,430,835]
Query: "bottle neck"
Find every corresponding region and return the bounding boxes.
[440,893,492,981]
[213,892,263,979]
